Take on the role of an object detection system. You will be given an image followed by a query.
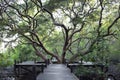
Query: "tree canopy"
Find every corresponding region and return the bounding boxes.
[0,0,120,63]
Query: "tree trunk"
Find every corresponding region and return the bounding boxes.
[61,54,66,64]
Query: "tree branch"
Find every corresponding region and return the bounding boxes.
[32,43,47,61]
[69,22,85,40]
[97,0,104,36]
[107,16,120,34]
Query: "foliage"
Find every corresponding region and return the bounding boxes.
[108,32,120,64]
[0,44,40,67]
[0,0,120,63]
[74,66,105,79]
[12,44,41,61]
[0,52,14,67]
[82,40,109,64]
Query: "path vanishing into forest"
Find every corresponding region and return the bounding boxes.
[37,64,79,80]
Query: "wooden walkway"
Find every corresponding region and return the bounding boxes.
[37,64,79,80]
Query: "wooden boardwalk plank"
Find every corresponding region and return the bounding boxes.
[37,64,79,80]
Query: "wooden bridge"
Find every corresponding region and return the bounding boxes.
[14,61,107,80]
[14,61,79,80]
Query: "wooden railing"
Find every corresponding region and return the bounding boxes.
[14,60,47,80]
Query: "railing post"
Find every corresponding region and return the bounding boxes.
[32,65,37,80]
[14,60,17,77]
[41,64,44,73]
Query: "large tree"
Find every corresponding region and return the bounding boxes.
[0,0,120,63]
